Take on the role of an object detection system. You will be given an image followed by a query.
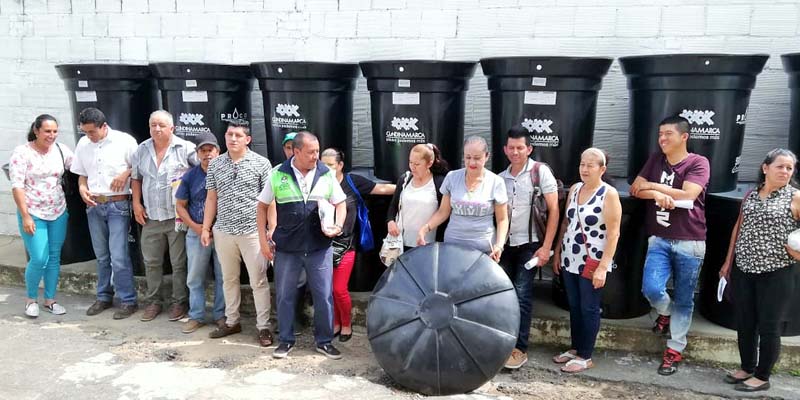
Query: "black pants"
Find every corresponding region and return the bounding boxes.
[732,265,795,381]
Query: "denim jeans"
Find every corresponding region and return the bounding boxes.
[185,230,225,322]
[274,247,334,346]
[563,270,603,359]
[86,201,137,305]
[641,236,706,353]
[17,211,68,300]
[499,242,541,353]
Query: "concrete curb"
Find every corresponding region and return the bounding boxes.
[1,235,799,371]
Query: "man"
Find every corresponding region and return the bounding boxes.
[201,120,274,346]
[175,132,225,334]
[498,125,560,369]
[282,132,297,160]
[257,131,346,360]
[630,115,710,376]
[71,107,139,320]
[131,110,196,322]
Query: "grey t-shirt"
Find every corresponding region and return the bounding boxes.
[441,168,508,253]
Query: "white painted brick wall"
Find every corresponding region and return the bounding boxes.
[0,1,799,236]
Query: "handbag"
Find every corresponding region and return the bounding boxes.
[345,174,374,252]
[575,185,601,280]
[332,236,351,266]
[380,172,411,267]
[56,143,79,196]
[529,161,565,241]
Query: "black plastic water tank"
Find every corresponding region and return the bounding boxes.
[782,53,800,166]
[620,54,768,193]
[551,178,650,319]
[360,60,476,182]
[367,242,519,395]
[251,62,360,168]
[150,63,257,155]
[481,57,612,184]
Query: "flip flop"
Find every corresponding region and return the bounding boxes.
[561,358,593,373]
[553,350,577,364]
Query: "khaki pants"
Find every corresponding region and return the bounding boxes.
[140,218,187,306]
[213,228,271,330]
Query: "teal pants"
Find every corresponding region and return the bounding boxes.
[17,212,68,300]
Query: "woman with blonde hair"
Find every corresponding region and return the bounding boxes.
[552,148,621,373]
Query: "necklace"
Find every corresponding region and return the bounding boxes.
[465,170,484,198]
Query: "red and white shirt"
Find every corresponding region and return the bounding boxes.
[9,142,74,221]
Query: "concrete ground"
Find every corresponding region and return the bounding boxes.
[2,284,800,400]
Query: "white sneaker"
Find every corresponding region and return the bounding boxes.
[44,302,66,315]
[25,302,39,318]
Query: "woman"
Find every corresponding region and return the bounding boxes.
[387,143,449,251]
[320,148,395,342]
[552,148,621,373]
[416,136,508,262]
[9,114,73,318]
[719,148,800,393]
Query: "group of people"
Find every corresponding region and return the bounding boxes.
[8,109,798,391]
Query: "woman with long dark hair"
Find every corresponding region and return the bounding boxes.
[320,148,395,342]
[387,143,450,250]
[719,148,800,393]
[9,114,73,317]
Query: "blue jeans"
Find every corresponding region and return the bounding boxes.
[274,248,334,346]
[499,242,541,353]
[86,201,137,305]
[641,236,706,352]
[185,230,225,322]
[17,211,68,300]
[563,270,603,359]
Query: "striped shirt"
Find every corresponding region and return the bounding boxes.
[131,136,197,221]
[206,150,272,235]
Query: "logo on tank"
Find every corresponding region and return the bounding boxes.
[385,117,426,144]
[521,118,559,147]
[176,112,211,138]
[272,103,307,130]
[220,108,249,125]
[679,109,720,140]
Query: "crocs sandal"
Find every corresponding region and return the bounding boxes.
[561,358,593,373]
[553,350,577,364]
[43,302,66,315]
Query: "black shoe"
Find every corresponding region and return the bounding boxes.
[734,381,771,392]
[316,343,342,360]
[113,304,138,320]
[339,333,352,343]
[652,314,670,336]
[724,372,753,384]
[86,300,112,316]
[273,342,294,359]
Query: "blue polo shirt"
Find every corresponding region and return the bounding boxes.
[175,166,208,224]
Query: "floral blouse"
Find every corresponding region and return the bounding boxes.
[735,185,799,274]
[9,142,74,221]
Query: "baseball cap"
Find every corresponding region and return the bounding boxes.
[282,132,297,145]
[196,132,220,150]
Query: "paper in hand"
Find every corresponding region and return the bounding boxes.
[317,200,336,234]
[717,276,727,302]
[673,199,694,210]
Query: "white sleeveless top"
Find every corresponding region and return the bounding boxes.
[560,182,611,275]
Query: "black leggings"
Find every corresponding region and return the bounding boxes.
[733,265,795,381]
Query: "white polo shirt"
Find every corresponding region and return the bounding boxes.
[70,127,139,196]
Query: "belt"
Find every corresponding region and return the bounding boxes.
[92,194,131,204]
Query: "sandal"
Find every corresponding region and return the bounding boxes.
[552,350,577,364]
[561,358,593,373]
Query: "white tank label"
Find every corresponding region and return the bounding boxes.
[392,92,420,105]
[182,90,208,103]
[78,80,89,88]
[531,77,547,87]
[75,91,97,102]
[524,91,557,105]
[185,79,197,88]
[398,79,411,88]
